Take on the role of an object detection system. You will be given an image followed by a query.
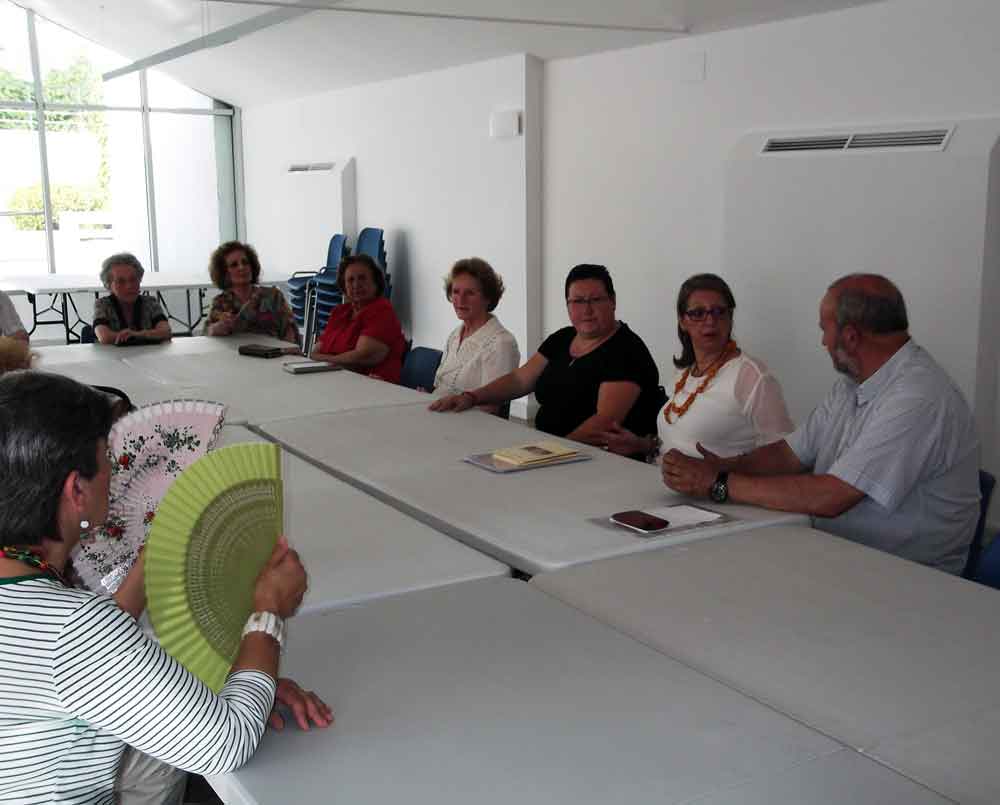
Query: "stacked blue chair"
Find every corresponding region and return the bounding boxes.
[288,234,348,345]
[287,271,315,334]
[325,233,348,268]
[311,272,343,334]
[962,469,996,579]
[974,532,1000,590]
[355,227,391,298]
[312,230,348,333]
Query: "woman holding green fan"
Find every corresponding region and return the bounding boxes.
[0,371,327,803]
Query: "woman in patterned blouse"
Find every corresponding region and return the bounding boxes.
[205,241,299,343]
[93,253,172,345]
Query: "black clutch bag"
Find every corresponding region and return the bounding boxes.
[238,344,284,358]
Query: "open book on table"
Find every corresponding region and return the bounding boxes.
[464,440,593,473]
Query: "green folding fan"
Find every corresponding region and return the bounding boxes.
[145,442,283,693]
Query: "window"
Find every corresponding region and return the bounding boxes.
[0,3,33,104]
[46,109,152,273]
[150,111,235,273]
[0,1,240,280]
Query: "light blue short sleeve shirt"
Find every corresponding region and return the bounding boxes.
[786,340,980,574]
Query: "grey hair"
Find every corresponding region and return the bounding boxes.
[830,274,908,334]
[100,252,145,289]
[0,371,115,546]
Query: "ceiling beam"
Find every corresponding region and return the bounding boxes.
[208,0,689,34]
[102,6,314,81]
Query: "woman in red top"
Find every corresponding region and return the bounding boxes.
[310,254,407,383]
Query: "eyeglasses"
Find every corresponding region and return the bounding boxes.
[684,305,731,322]
[567,296,611,308]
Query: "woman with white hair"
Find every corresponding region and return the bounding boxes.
[93,253,172,345]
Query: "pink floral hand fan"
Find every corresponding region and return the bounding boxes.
[72,399,227,594]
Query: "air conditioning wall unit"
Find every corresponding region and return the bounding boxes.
[254,157,357,278]
[723,119,1000,474]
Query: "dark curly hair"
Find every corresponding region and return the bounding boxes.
[209,241,262,290]
[336,254,386,298]
[674,273,736,369]
[444,258,505,313]
[0,372,115,546]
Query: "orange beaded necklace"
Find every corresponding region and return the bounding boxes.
[664,340,738,424]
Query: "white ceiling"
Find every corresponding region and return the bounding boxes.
[16,0,885,107]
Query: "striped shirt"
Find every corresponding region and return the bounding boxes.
[0,576,276,804]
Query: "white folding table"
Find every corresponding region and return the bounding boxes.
[121,346,427,424]
[206,578,946,805]
[531,524,1000,804]
[216,426,508,613]
[30,335,428,422]
[31,332,260,367]
[258,404,808,574]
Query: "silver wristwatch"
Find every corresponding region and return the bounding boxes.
[242,611,286,650]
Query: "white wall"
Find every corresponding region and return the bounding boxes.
[242,53,538,406]
[239,0,1000,469]
[544,0,1000,471]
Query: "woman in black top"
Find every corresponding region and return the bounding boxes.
[430,264,660,456]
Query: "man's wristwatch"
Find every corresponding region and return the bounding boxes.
[242,611,286,650]
[709,471,730,504]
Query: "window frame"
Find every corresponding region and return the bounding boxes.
[0,5,243,275]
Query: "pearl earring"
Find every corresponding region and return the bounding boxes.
[80,520,90,530]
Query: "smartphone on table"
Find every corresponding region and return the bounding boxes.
[609,509,671,536]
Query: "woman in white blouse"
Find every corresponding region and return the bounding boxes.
[433,258,519,416]
[602,273,793,460]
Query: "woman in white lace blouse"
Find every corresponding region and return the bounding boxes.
[602,273,793,461]
[433,258,519,416]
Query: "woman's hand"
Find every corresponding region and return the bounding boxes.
[253,536,307,618]
[209,313,236,336]
[596,422,646,456]
[428,392,476,412]
[309,349,336,364]
[114,329,135,345]
[269,677,334,731]
[112,549,147,619]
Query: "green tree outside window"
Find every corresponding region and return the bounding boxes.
[3,57,110,229]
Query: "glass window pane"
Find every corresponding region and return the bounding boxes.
[35,13,139,107]
[0,2,33,104]
[45,109,151,276]
[0,110,47,277]
[150,112,236,273]
[147,69,213,110]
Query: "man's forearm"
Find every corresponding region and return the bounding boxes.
[728,471,864,518]
[725,440,803,476]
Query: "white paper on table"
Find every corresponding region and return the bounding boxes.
[644,504,723,529]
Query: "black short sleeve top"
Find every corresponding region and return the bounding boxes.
[534,323,661,438]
